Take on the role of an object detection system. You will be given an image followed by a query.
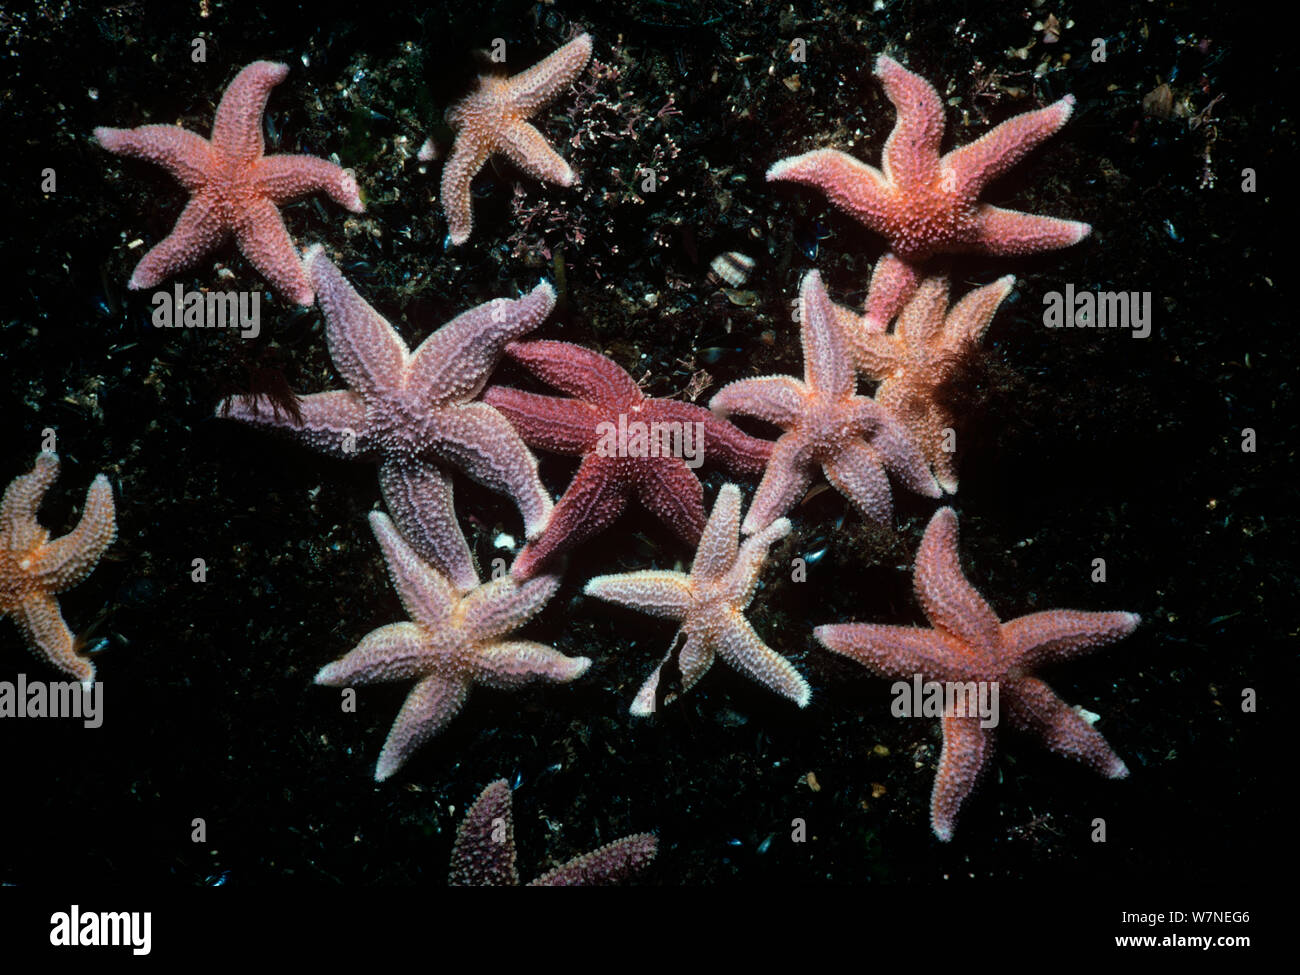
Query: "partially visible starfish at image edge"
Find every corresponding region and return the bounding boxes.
[484,339,772,579]
[217,245,554,592]
[96,60,364,305]
[449,779,658,885]
[815,507,1138,842]
[1,452,116,685]
[711,270,939,534]
[584,483,809,715]
[767,53,1088,330]
[435,33,593,245]
[315,513,589,781]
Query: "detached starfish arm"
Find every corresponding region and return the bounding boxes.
[944,275,1015,346]
[210,60,288,164]
[439,134,492,246]
[799,271,856,398]
[861,252,925,333]
[635,458,707,546]
[931,715,996,842]
[895,276,952,346]
[530,833,659,887]
[874,54,945,187]
[914,507,1002,650]
[235,196,314,305]
[449,780,520,886]
[766,148,893,231]
[1,452,59,548]
[472,639,591,690]
[504,340,641,408]
[461,573,560,642]
[94,124,214,192]
[973,205,1091,256]
[814,623,964,682]
[482,386,602,455]
[498,121,576,186]
[689,483,742,582]
[710,376,805,428]
[728,515,792,606]
[374,674,470,781]
[368,511,457,629]
[510,455,630,579]
[127,192,231,291]
[741,433,814,535]
[306,246,410,390]
[32,475,116,590]
[378,459,478,593]
[945,95,1076,188]
[584,570,694,620]
[650,399,773,475]
[315,621,430,685]
[1005,677,1129,778]
[716,615,811,708]
[822,439,894,526]
[506,33,593,115]
[1003,610,1141,670]
[220,389,368,459]
[12,593,93,684]
[253,154,364,211]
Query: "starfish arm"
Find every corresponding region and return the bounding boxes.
[529,833,659,886]
[1003,610,1140,670]
[1005,677,1129,778]
[449,780,520,886]
[861,252,925,333]
[584,570,693,620]
[945,95,1076,190]
[481,386,602,455]
[846,399,942,499]
[710,376,806,428]
[497,120,576,186]
[799,271,856,397]
[472,639,591,689]
[374,674,470,781]
[726,515,791,608]
[506,33,593,115]
[944,275,1015,347]
[210,61,288,165]
[234,196,314,305]
[874,54,945,188]
[378,459,479,593]
[94,124,214,192]
[430,401,553,539]
[218,389,369,460]
[305,245,410,393]
[822,438,894,525]
[876,385,956,495]
[409,284,557,406]
[439,132,493,245]
[972,205,1091,256]
[649,399,773,476]
[766,148,894,232]
[850,331,904,382]
[126,192,231,291]
[32,475,116,590]
[12,593,94,684]
[367,511,457,628]
[914,507,1002,650]
[931,716,996,842]
[741,433,815,535]
[716,615,811,708]
[895,275,951,346]
[1,452,59,549]
[314,621,431,685]
[252,154,364,212]
[635,459,707,546]
[814,623,964,682]
[461,573,560,642]
[503,340,641,408]
[690,483,742,582]
[510,456,629,579]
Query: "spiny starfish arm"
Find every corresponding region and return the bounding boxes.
[649,399,773,475]
[584,570,694,621]
[374,674,470,782]
[895,275,952,346]
[689,482,742,582]
[461,573,560,642]
[861,252,924,334]
[510,456,630,580]
[368,511,457,630]
[431,401,553,539]
[32,475,116,591]
[1003,610,1140,670]
[235,197,314,305]
[740,434,814,535]
[439,133,493,246]
[506,33,593,116]
[94,125,215,192]
[629,631,708,716]
[845,400,942,499]
[498,120,576,186]
[219,390,368,460]
[306,246,410,392]
[378,459,478,593]
[1005,677,1130,778]
[715,614,811,708]
[822,439,895,526]
[12,593,93,684]
[874,54,946,188]
[529,832,658,886]
[472,639,591,690]
[814,623,965,683]
[503,340,642,408]
[766,149,894,234]
[126,192,231,292]
[253,154,364,211]
[876,384,956,495]
[944,275,1015,347]
[847,330,903,382]
[709,376,806,429]
[932,715,996,842]
[449,780,520,886]
[799,270,855,398]
[481,387,604,456]
[314,621,430,685]
[945,95,1076,190]
[634,458,707,545]
[1,452,59,549]
[729,515,791,606]
[210,60,288,165]
[914,507,1002,651]
[410,284,557,406]
[972,205,1091,256]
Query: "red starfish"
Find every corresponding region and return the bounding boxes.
[767,53,1089,331]
[483,340,772,579]
[815,507,1138,842]
[95,60,363,305]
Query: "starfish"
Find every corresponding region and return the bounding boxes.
[483,340,772,579]
[766,53,1089,331]
[815,506,1139,841]
[217,245,554,592]
[315,512,589,781]
[584,483,808,715]
[849,270,1014,493]
[439,33,593,245]
[1,452,116,685]
[95,60,364,305]
[710,270,939,535]
[448,778,658,886]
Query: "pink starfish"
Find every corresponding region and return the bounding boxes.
[767,54,1089,331]
[95,60,363,305]
[217,246,553,591]
[815,507,1139,842]
[710,270,939,534]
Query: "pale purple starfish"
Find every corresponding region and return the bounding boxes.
[217,245,553,590]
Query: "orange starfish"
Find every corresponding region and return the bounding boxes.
[439,33,593,245]
[1,452,116,685]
